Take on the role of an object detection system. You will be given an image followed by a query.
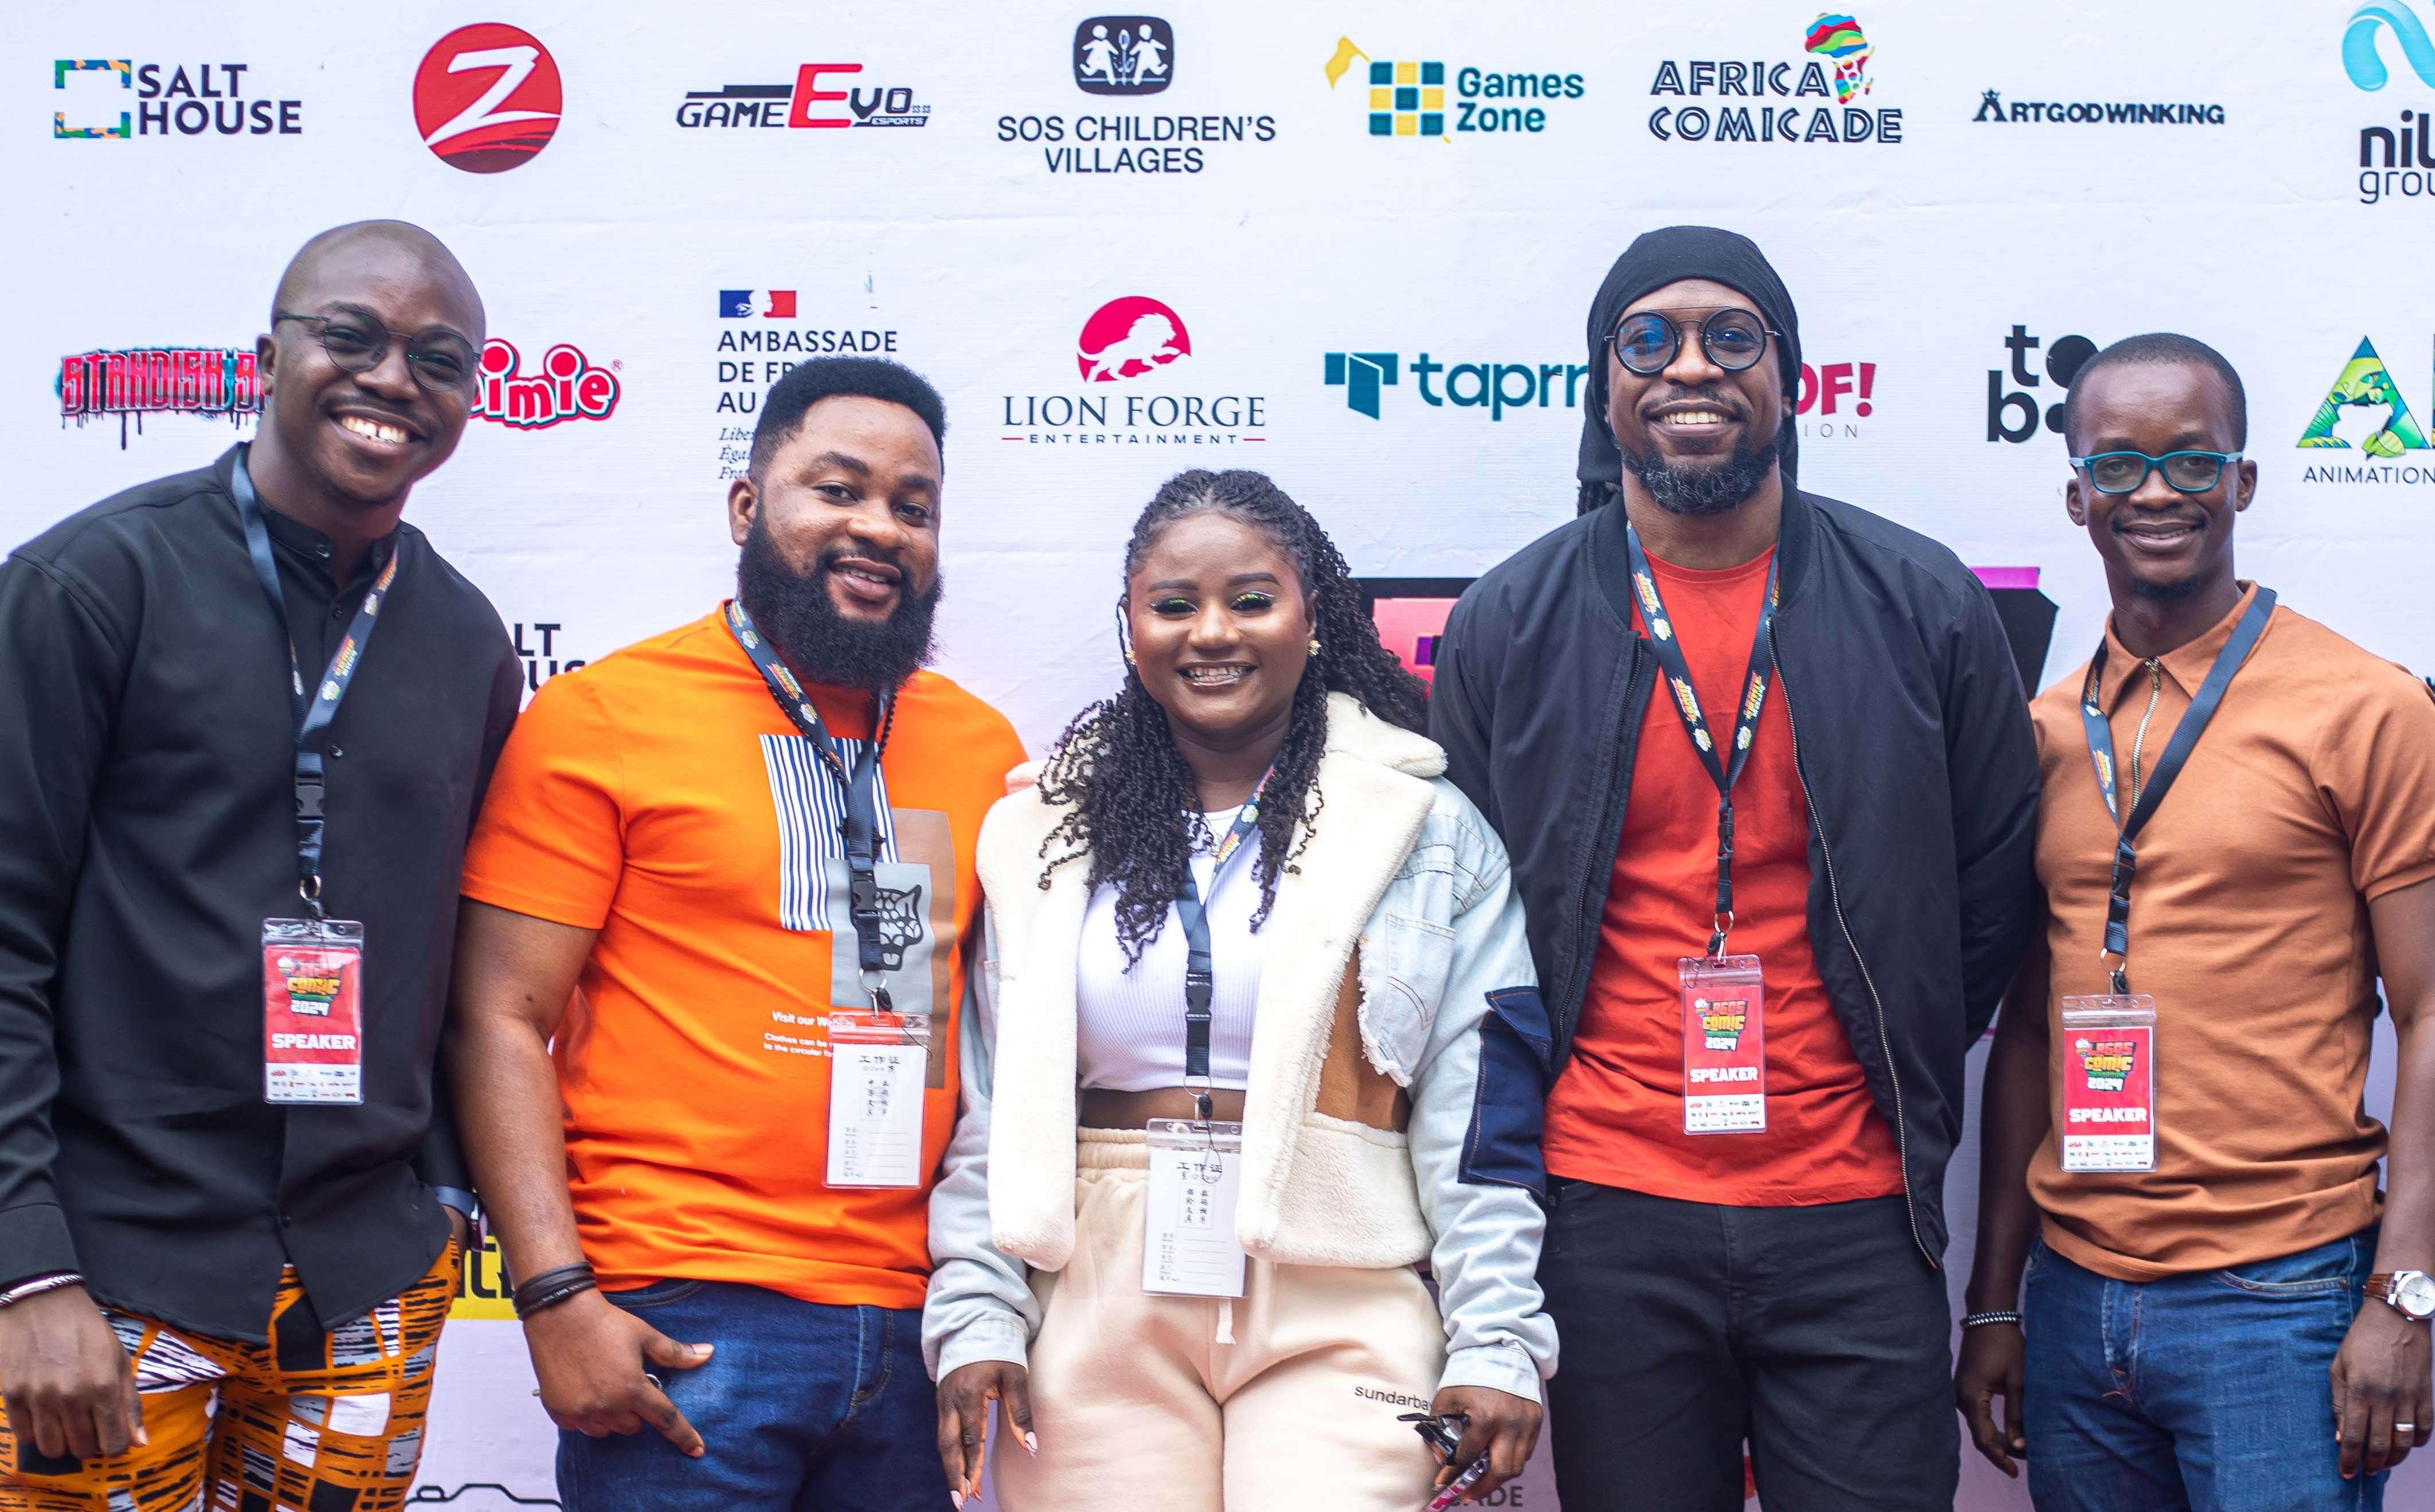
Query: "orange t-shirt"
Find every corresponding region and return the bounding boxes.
[460,606,1026,1309]
[1543,547,1908,1205]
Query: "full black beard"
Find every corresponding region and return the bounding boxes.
[735,516,941,691]
[1621,422,1785,516]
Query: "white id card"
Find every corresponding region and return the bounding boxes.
[1142,1118,1246,1298]
[824,1010,931,1189]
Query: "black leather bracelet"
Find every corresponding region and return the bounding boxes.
[511,1262,597,1320]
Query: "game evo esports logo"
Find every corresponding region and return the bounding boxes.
[1075,17,1171,95]
[1646,11,1901,144]
[1324,37,1586,138]
[414,23,561,172]
[678,64,930,129]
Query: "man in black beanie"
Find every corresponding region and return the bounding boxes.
[1430,226,2042,1510]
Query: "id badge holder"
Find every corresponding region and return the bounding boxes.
[825,1009,932,1189]
[262,918,366,1106]
[1681,954,1765,1134]
[1141,1118,1246,1298]
[2058,996,2157,1172]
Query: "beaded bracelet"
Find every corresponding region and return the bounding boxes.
[1961,1310,2023,1329]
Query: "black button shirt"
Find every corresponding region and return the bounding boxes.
[0,446,520,1341]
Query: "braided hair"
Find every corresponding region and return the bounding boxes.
[1036,469,1429,963]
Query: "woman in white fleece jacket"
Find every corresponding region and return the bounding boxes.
[922,471,1557,1511]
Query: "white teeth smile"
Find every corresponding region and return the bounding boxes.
[839,566,894,584]
[338,414,410,445]
[1664,409,1731,425]
[1183,666,1249,685]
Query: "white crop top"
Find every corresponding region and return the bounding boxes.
[1075,806,1266,1092]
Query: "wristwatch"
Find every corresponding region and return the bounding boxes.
[2368,1270,2435,1322]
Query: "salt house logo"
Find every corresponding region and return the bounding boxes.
[58,345,263,448]
[1323,37,1586,139]
[1077,296,1191,382]
[467,339,620,429]
[414,23,562,173]
[1075,17,1172,95]
[52,60,305,140]
[1646,11,1902,144]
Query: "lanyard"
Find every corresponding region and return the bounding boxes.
[723,600,901,1011]
[1172,767,1273,1121]
[2078,587,2275,993]
[230,445,401,919]
[1623,525,1779,958]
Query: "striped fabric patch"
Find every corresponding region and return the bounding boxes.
[760,733,901,932]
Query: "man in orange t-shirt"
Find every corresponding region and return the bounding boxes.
[449,358,1023,1510]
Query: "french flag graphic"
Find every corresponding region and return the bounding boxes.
[718,289,797,319]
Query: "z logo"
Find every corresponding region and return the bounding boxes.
[423,45,557,149]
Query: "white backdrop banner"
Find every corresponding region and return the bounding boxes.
[6,2,2433,1506]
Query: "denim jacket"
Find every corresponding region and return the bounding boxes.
[922,694,1559,1402]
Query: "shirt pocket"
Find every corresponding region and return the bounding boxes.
[1359,910,1458,1085]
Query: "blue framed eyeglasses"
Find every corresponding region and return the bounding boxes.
[2068,449,2242,495]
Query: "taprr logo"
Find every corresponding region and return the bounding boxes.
[1076,297,1191,382]
[414,23,561,173]
[468,340,619,429]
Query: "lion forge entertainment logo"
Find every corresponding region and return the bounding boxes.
[414,23,562,173]
[1002,296,1265,445]
[467,339,620,429]
[1078,296,1191,382]
[2076,1037,2136,1094]
[58,346,262,448]
[1697,995,1749,1052]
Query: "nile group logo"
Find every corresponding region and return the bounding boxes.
[1323,38,1586,138]
[58,344,263,448]
[52,60,304,139]
[2348,4,2435,202]
[414,23,561,173]
[1646,11,1902,144]
[1003,297,1264,448]
[1986,326,2098,442]
[1078,296,1191,381]
[677,65,929,128]
[1323,351,1591,421]
[467,339,618,429]
[2346,3,2435,89]
[1075,17,1172,95]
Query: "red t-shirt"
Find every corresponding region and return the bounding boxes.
[1542,546,1906,1205]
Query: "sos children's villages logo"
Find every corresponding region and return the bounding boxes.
[1646,11,1902,144]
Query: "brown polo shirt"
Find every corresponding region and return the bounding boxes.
[2026,583,2435,1281]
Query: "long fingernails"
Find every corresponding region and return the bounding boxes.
[134,1426,150,1447]
[1024,1431,1039,1456]
[950,1492,964,1509]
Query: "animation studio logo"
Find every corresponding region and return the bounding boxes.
[58,344,262,448]
[467,340,618,429]
[1986,326,2097,442]
[1323,351,1591,421]
[1323,37,1586,138]
[713,284,902,475]
[1646,11,1902,144]
[1075,17,1172,95]
[997,18,1275,175]
[52,60,303,140]
[678,65,929,129]
[1002,298,1265,448]
[414,23,561,173]
[2295,338,2435,487]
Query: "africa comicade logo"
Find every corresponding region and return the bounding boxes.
[2348,2,2435,202]
[414,23,561,173]
[1644,11,1902,144]
[1000,296,1266,447]
[676,63,930,129]
[1322,37,1585,138]
[51,59,303,139]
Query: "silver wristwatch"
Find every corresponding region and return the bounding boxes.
[2369,1270,2435,1322]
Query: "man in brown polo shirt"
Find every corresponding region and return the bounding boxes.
[1955,332,2435,1512]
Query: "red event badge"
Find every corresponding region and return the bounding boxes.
[2058,996,2156,1172]
[1681,954,1766,1134]
[262,918,366,1105]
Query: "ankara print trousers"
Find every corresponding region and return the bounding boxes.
[0,1239,460,1512]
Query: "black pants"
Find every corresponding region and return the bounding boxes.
[1540,1180,1957,1512]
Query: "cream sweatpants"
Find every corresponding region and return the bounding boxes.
[992,1129,1447,1512]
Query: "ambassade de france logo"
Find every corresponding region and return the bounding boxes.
[1076,296,1191,382]
[414,23,562,173]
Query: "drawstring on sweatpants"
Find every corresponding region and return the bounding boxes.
[1216,1296,1235,1345]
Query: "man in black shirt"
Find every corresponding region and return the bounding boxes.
[0,221,519,1511]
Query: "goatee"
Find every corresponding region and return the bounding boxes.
[1622,422,1785,516]
[735,517,941,691]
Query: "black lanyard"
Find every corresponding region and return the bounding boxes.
[1623,525,1779,958]
[230,445,401,920]
[723,600,901,1011]
[2078,587,2275,993]
[1172,768,1271,1121]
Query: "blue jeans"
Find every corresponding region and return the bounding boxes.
[2023,1228,2386,1512]
[557,1279,948,1511]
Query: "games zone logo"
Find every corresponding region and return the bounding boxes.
[1002,296,1265,446]
[57,346,262,448]
[678,65,930,128]
[414,23,562,173]
[467,340,619,429]
[1323,37,1587,139]
[1646,11,1903,144]
[52,60,303,140]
